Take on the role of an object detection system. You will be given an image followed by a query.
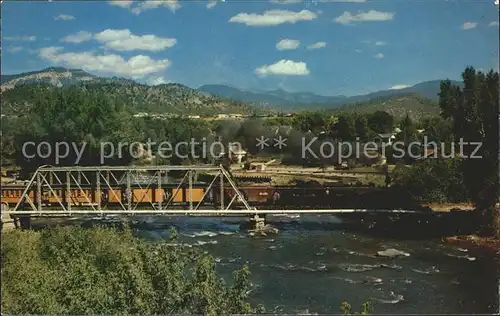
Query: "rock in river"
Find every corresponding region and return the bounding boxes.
[377,248,410,258]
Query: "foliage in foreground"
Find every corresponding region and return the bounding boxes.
[1,226,254,315]
[391,158,469,203]
[341,301,373,315]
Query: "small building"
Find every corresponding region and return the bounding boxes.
[230,148,247,164]
[188,115,201,119]
[274,125,293,136]
[374,133,396,145]
[417,148,437,160]
[229,114,243,119]
[248,163,266,172]
[218,144,248,164]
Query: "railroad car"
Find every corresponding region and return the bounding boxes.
[0,183,209,210]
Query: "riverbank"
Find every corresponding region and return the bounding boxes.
[424,203,474,212]
[444,235,500,254]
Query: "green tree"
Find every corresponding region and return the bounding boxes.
[1,226,256,315]
[420,117,453,143]
[334,115,356,141]
[391,158,469,203]
[292,111,326,134]
[439,67,499,236]
[367,111,394,134]
[354,114,369,141]
[396,114,419,162]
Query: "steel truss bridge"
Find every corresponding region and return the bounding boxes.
[4,165,420,221]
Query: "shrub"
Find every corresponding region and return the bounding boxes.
[391,158,469,203]
[1,226,253,315]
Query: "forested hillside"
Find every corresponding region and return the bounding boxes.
[1,83,266,116]
[328,93,439,121]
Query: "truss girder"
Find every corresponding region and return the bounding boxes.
[9,165,255,215]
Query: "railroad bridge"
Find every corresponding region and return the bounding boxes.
[1,165,422,230]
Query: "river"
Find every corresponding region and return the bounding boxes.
[78,214,500,314]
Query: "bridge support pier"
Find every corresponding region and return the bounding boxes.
[250,214,266,231]
[18,216,32,230]
[1,205,17,231]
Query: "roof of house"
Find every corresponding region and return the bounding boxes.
[377,133,395,138]
[416,148,437,160]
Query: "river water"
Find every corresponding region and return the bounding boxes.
[94,214,499,314]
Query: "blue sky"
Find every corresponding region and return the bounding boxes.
[3,0,499,96]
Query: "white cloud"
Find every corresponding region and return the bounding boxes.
[271,0,366,3]
[276,39,300,50]
[319,0,367,2]
[255,59,310,76]
[461,22,477,30]
[60,31,93,43]
[207,0,225,8]
[94,29,176,52]
[229,10,317,26]
[147,76,169,85]
[270,0,303,4]
[109,0,181,14]
[355,49,362,53]
[7,46,24,53]
[374,53,384,59]
[58,29,177,52]
[307,41,327,50]
[4,36,36,42]
[39,46,171,78]
[132,0,181,14]
[334,10,394,24]
[375,41,386,46]
[54,14,75,20]
[489,21,499,27]
[390,84,409,90]
[108,0,133,8]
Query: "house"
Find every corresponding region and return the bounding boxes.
[416,148,437,160]
[358,146,384,166]
[373,133,396,145]
[218,143,248,164]
[251,163,267,172]
[274,125,293,136]
[230,148,247,164]
[229,114,243,119]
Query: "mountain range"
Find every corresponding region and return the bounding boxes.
[1,68,262,116]
[198,79,463,109]
[1,67,462,118]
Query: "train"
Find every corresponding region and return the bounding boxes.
[0,181,282,210]
[1,175,367,211]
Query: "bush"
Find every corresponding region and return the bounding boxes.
[391,158,469,203]
[1,226,254,315]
